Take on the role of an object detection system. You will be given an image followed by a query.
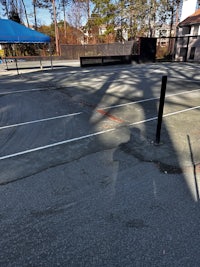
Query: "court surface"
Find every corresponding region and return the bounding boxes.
[1,61,200,266]
[0,61,200,185]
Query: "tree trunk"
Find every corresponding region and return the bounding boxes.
[21,0,30,27]
[33,0,38,29]
[52,0,60,55]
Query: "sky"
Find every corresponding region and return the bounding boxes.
[0,0,91,27]
[25,0,91,27]
[0,0,53,26]
[23,0,52,26]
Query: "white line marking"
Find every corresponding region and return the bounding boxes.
[0,87,55,95]
[0,128,115,160]
[0,105,199,161]
[0,112,82,130]
[5,87,199,130]
[1,74,199,96]
[163,105,200,118]
[129,105,200,126]
[129,116,158,125]
[100,88,200,110]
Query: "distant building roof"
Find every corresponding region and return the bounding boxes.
[179,8,200,27]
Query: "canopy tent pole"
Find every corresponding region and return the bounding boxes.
[37,44,43,70]
[15,58,19,75]
[5,57,8,70]
[49,43,53,70]
[0,19,51,73]
[0,19,51,71]
[39,57,43,70]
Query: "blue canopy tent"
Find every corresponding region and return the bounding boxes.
[0,19,52,72]
[0,19,50,43]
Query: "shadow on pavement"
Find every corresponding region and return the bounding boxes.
[0,62,200,266]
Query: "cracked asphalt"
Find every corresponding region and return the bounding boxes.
[0,60,200,266]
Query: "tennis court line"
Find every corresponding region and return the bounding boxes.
[100,88,200,110]
[0,112,82,130]
[0,104,199,161]
[129,105,200,126]
[0,87,56,95]
[1,88,200,131]
[0,128,116,160]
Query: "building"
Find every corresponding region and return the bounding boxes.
[175,8,200,61]
[155,24,176,48]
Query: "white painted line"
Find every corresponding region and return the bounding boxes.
[0,128,115,160]
[1,73,199,96]
[0,104,199,161]
[100,88,200,110]
[0,112,82,130]
[129,116,158,125]
[0,87,55,95]
[5,86,198,131]
[101,96,159,110]
[129,105,200,126]
[163,105,200,118]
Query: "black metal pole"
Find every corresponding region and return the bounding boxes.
[155,75,167,144]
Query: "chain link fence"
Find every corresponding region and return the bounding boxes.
[156,36,200,62]
[60,41,135,60]
[60,36,200,62]
[174,35,200,62]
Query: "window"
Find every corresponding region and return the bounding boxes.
[189,47,196,60]
[180,47,187,57]
[182,26,191,35]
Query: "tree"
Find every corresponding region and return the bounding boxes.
[125,0,149,38]
[0,0,30,26]
[0,0,184,49]
[89,0,150,41]
[0,0,10,17]
[89,0,117,42]
[159,0,181,32]
[21,0,30,27]
[32,0,39,29]
[59,0,68,38]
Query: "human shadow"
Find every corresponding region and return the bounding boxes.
[0,62,199,201]
[1,62,200,266]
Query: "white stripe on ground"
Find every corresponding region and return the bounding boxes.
[100,88,200,110]
[0,87,55,95]
[0,112,82,130]
[1,88,199,131]
[0,105,199,161]
[1,76,199,96]
[0,128,116,160]
[128,105,200,126]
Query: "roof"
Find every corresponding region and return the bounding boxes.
[179,8,200,27]
[0,19,50,43]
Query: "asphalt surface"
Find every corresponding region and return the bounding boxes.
[0,60,200,266]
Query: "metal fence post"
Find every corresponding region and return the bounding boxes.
[155,75,167,144]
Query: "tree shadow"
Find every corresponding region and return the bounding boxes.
[1,62,200,266]
[0,63,199,201]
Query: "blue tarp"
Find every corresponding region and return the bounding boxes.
[0,19,50,43]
